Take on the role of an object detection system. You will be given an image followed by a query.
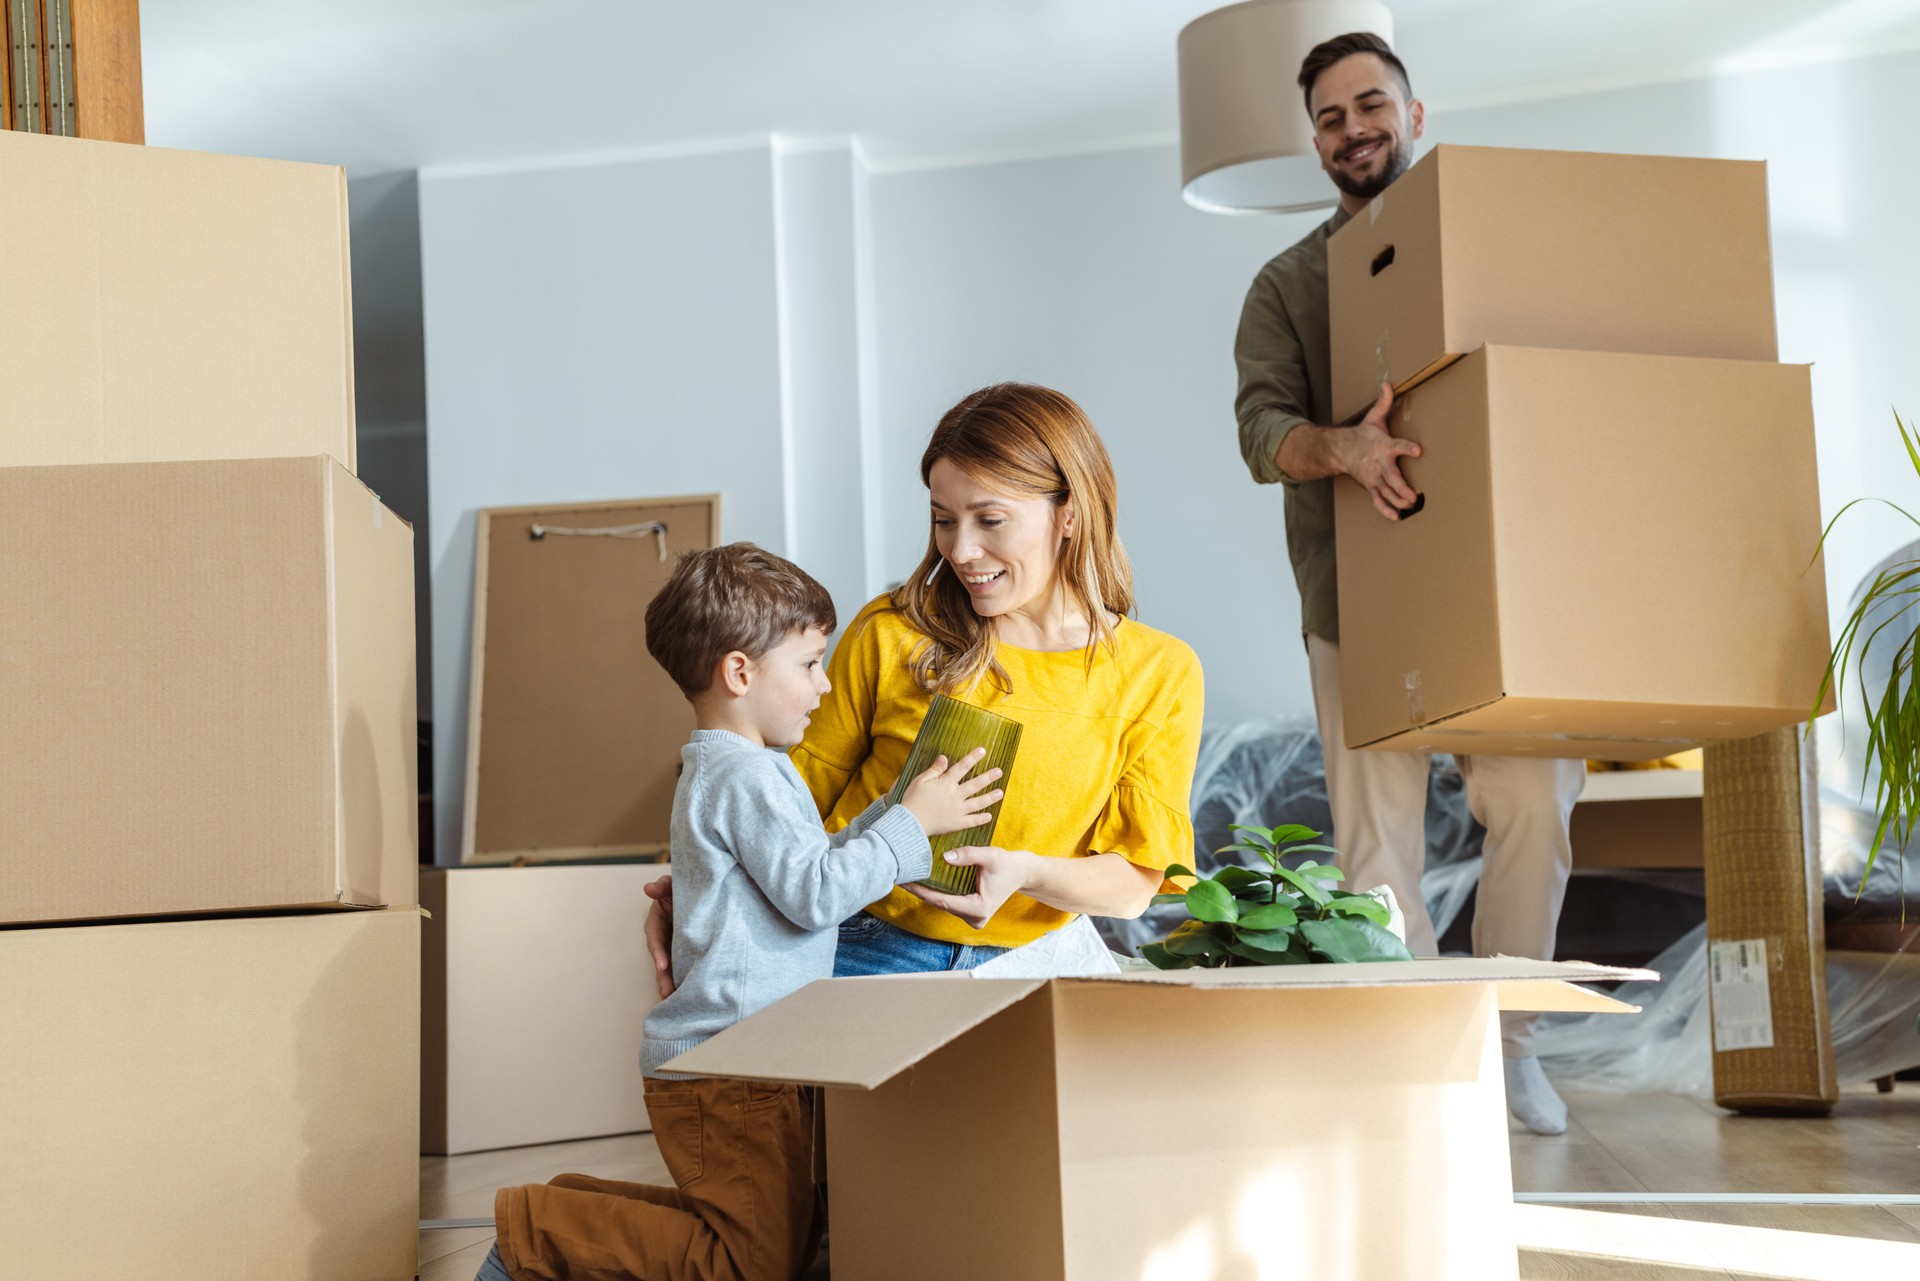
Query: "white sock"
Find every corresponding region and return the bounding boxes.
[1503,1054,1568,1136]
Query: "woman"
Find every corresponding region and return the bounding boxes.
[649,381,1203,981]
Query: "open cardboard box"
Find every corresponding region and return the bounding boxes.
[1335,345,1831,759]
[667,956,1647,1281]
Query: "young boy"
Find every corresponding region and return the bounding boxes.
[477,542,1000,1281]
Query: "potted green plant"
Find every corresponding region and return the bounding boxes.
[1813,409,1920,883]
[1142,823,1414,969]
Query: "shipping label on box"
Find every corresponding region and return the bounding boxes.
[1328,145,1779,425]
[1335,345,1831,758]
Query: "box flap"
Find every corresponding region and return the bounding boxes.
[660,976,1047,1088]
[1070,956,1651,1009]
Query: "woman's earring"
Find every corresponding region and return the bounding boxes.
[924,558,945,587]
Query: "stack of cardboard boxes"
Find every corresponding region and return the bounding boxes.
[0,131,420,1281]
[1326,144,1838,1108]
[1327,144,1830,758]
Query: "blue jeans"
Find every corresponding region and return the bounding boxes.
[473,1244,514,1281]
[833,912,1007,976]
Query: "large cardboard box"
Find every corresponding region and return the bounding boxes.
[0,130,356,470]
[1328,145,1777,425]
[668,958,1643,1281]
[0,456,417,924]
[0,909,421,1280]
[421,862,670,1154]
[1335,346,1830,759]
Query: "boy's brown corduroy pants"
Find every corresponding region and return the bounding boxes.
[494,1077,819,1281]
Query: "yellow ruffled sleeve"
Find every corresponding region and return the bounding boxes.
[1086,648,1204,873]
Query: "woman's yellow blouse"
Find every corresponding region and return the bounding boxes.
[792,597,1205,949]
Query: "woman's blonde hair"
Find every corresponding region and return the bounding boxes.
[889,383,1134,693]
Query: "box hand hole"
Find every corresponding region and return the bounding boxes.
[1370,244,1396,277]
[1397,493,1425,520]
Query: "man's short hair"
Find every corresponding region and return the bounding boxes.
[1297,32,1412,112]
[644,542,836,696]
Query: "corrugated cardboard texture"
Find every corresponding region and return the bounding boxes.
[0,910,420,1280]
[827,988,1066,1281]
[420,863,671,1154]
[0,457,416,924]
[1337,347,1830,756]
[1703,727,1837,1111]
[1329,144,1778,424]
[668,959,1644,1084]
[1054,983,1515,1281]
[464,496,719,863]
[0,130,356,470]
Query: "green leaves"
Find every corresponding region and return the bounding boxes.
[1810,407,1920,891]
[1300,918,1415,964]
[1185,879,1238,923]
[1139,824,1411,969]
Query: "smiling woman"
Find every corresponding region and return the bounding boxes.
[793,382,1207,971]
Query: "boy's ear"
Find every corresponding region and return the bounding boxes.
[717,650,752,696]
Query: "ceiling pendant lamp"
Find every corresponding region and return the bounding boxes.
[1178,0,1396,214]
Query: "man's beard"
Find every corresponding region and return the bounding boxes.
[1330,134,1414,201]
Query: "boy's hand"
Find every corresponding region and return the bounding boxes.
[900,747,1004,838]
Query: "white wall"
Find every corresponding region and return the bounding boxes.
[417,49,1920,856]
[419,143,788,862]
[868,146,1321,722]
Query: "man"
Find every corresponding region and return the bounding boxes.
[1233,32,1584,1136]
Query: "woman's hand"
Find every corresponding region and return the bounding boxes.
[902,845,1038,930]
[644,875,675,998]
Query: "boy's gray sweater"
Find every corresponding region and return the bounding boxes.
[641,729,933,1078]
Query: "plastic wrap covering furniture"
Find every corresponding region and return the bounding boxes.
[1127,718,1920,1093]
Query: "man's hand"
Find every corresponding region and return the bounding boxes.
[644,875,675,999]
[1270,382,1423,519]
[1337,383,1423,521]
[901,845,1036,931]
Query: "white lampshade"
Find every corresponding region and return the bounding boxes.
[1178,0,1396,214]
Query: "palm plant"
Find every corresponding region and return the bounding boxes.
[1812,409,1920,885]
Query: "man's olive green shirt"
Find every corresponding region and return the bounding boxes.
[1234,206,1351,643]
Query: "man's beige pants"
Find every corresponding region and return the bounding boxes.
[1308,636,1584,1058]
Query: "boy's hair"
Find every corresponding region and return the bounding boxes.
[1297,31,1411,111]
[644,542,837,696]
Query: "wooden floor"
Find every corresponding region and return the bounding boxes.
[421,1085,1920,1280]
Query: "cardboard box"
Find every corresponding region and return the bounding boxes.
[0,456,416,924]
[421,862,670,1153]
[1703,727,1837,1112]
[0,909,420,1280]
[1335,346,1831,759]
[0,130,356,471]
[667,958,1643,1281]
[1328,145,1777,425]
